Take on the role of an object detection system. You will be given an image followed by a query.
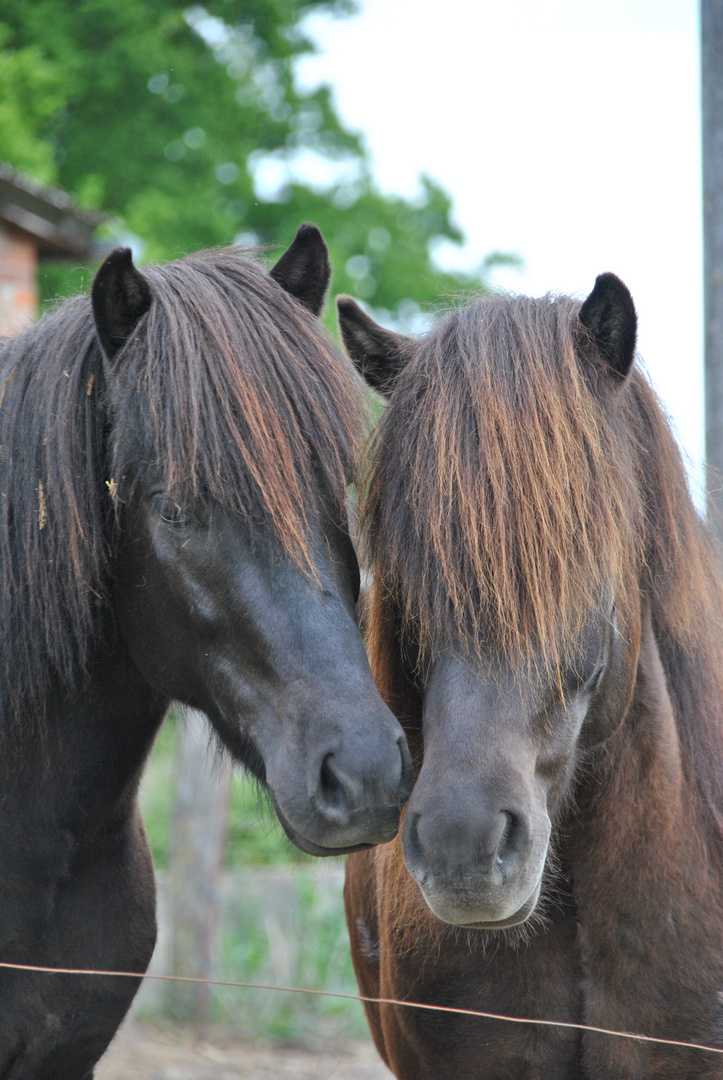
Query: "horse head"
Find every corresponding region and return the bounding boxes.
[88,229,413,856]
[339,274,647,924]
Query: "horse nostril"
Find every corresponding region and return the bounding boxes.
[496,811,526,877]
[397,735,414,803]
[316,752,351,821]
[311,733,411,834]
[402,811,427,879]
[497,812,512,857]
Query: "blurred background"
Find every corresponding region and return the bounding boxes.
[0,0,704,1066]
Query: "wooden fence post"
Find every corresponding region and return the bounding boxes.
[165,708,232,1040]
[702,0,723,533]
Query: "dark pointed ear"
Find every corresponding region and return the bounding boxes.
[269,224,331,316]
[91,248,152,362]
[578,272,637,382]
[336,296,413,396]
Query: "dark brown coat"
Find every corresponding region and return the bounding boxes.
[340,276,723,1078]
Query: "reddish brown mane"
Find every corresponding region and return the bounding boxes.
[362,292,723,820]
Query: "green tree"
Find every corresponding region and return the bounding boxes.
[0,0,494,318]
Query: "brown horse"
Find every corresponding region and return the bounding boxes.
[338,275,723,1078]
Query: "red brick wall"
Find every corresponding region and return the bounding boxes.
[0,224,38,336]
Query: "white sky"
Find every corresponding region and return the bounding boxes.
[297,0,704,497]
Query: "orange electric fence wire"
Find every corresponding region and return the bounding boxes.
[0,960,722,1058]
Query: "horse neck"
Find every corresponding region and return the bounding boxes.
[5,614,167,839]
[567,604,721,927]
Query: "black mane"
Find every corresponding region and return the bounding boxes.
[0,248,363,723]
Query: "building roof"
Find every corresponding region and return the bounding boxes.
[0,162,108,259]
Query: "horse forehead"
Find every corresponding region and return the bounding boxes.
[425,650,540,716]
[425,611,610,705]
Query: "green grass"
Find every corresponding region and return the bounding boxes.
[211,869,366,1040]
[139,715,178,869]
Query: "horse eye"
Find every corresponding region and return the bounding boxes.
[153,494,187,525]
[350,549,361,605]
[563,656,606,698]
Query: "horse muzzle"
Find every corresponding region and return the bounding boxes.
[267,723,414,856]
[401,798,551,927]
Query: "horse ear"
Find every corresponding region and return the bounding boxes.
[578,272,637,382]
[337,296,413,396]
[91,248,152,362]
[269,223,331,316]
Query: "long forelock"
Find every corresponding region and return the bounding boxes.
[108,249,364,569]
[363,295,639,669]
[362,293,710,672]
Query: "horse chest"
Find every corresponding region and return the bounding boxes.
[376,902,585,1079]
[575,920,723,1078]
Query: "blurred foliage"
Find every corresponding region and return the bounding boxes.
[0,0,498,320]
[37,261,97,309]
[212,870,365,1039]
[140,716,179,870]
[139,715,362,1039]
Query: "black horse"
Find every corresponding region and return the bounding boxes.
[0,226,412,1079]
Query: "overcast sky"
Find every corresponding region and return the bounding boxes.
[297,0,703,496]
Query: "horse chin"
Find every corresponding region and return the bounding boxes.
[269,795,378,858]
[419,879,542,930]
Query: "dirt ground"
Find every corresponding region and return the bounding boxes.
[96,1018,394,1080]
